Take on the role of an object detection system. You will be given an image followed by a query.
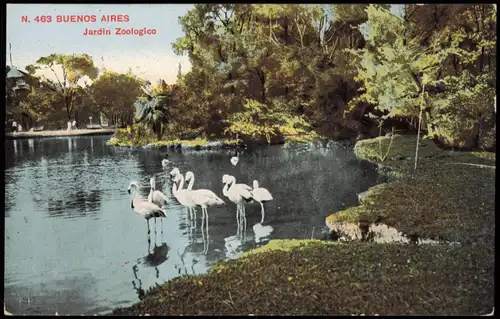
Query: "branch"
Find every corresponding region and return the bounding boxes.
[214,9,228,27]
[42,81,60,93]
[405,5,418,21]
[294,17,305,48]
[268,19,281,47]
[327,37,340,61]
[48,65,64,93]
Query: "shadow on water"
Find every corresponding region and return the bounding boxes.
[4,136,381,315]
[131,232,170,300]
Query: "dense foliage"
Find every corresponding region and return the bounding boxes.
[5,4,496,149]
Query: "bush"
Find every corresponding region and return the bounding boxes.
[429,73,495,149]
[224,98,317,144]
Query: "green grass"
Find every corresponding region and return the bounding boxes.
[328,135,495,244]
[283,131,325,144]
[106,126,326,148]
[354,134,443,162]
[113,241,494,316]
[107,134,240,149]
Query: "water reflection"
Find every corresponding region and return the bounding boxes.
[47,189,101,218]
[224,225,249,260]
[132,233,170,300]
[5,135,381,315]
[252,223,274,244]
[175,246,198,277]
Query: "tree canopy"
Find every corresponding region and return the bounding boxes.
[25,53,99,120]
[6,4,495,150]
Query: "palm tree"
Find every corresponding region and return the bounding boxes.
[134,82,173,140]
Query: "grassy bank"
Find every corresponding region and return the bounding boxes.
[327,134,495,245]
[111,134,495,316]
[106,128,322,149]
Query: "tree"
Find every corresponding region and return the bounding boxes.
[26,54,99,121]
[169,4,495,149]
[134,82,174,140]
[345,5,448,169]
[91,71,144,126]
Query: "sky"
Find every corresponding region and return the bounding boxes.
[6,4,194,84]
[6,4,409,85]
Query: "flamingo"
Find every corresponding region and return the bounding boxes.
[222,174,253,230]
[127,181,167,235]
[230,150,239,166]
[148,176,168,230]
[161,158,170,168]
[169,167,180,180]
[251,180,273,223]
[171,170,197,222]
[184,171,225,231]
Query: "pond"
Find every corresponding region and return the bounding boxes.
[4,135,382,315]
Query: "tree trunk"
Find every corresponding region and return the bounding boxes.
[156,122,163,140]
[414,83,426,171]
[475,112,484,149]
[479,47,485,73]
[255,68,266,104]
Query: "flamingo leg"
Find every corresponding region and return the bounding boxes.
[243,205,247,231]
[201,217,206,253]
[236,205,240,224]
[193,208,197,230]
[204,208,209,236]
[243,208,247,235]
[236,205,241,235]
[260,202,265,224]
[147,219,151,235]
[161,218,164,233]
[205,207,210,254]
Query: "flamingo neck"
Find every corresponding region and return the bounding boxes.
[186,174,194,190]
[222,182,230,196]
[172,177,181,195]
[223,180,235,196]
[179,174,185,189]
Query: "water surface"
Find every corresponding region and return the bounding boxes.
[4,135,382,315]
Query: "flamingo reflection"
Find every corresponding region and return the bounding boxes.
[132,231,170,300]
[224,221,249,260]
[174,247,198,276]
[252,223,274,244]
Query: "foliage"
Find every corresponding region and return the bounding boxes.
[224,98,314,144]
[134,81,176,140]
[7,4,496,150]
[171,4,373,140]
[90,71,144,126]
[25,54,99,120]
[347,4,496,150]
